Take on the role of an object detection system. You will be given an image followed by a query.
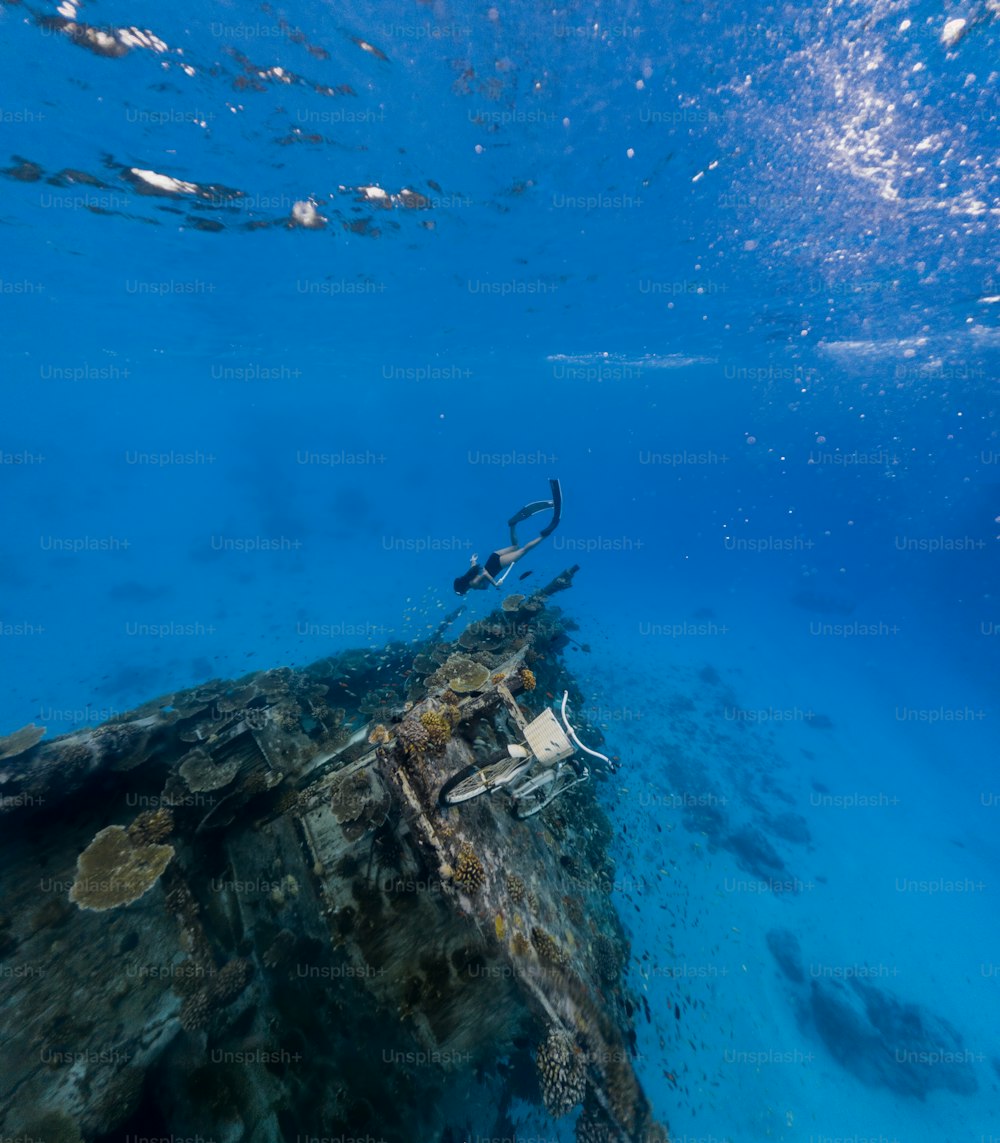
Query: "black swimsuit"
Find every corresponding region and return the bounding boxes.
[483,552,502,578]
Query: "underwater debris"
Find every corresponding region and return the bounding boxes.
[290,200,327,228]
[69,825,174,911]
[0,565,666,1142]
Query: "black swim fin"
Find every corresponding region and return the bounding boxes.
[538,478,562,538]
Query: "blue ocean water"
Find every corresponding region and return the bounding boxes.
[2,1,998,1140]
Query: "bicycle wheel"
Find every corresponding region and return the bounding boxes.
[440,766,492,805]
[440,752,532,805]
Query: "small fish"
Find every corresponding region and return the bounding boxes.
[518,569,534,581]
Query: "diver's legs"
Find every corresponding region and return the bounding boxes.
[505,479,562,545]
[508,498,554,544]
[496,537,542,570]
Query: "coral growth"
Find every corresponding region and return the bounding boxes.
[536,1026,586,1117]
[458,624,507,653]
[419,709,451,751]
[179,748,240,792]
[594,935,623,985]
[179,957,253,1032]
[178,988,212,1033]
[368,723,391,745]
[0,722,45,760]
[127,808,174,846]
[330,771,375,824]
[70,825,174,911]
[562,895,584,927]
[519,668,537,692]
[211,956,253,1004]
[453,841,485,892]
[506,872,526,904]
[93,722,151,770]
[396,715,431,758]
[531,927,571,970]
[444,654,491,692]
[574,1101,615,1143]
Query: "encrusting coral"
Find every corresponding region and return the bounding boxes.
[69,825,174,911]
[519,667,537,692]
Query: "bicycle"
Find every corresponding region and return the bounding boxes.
[439,689,609,817]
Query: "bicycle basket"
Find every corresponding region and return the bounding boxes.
[522,707,574,765]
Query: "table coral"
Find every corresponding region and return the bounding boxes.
[69,825,174,911]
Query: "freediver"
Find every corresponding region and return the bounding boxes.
[453,478,562,595]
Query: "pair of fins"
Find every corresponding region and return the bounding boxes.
[508,477,562,538]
